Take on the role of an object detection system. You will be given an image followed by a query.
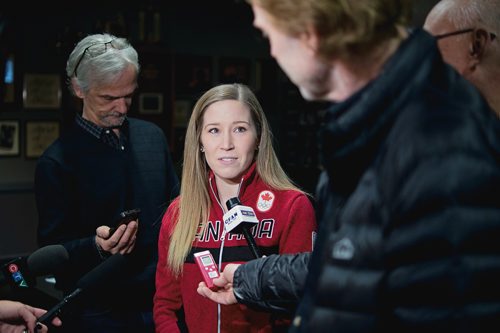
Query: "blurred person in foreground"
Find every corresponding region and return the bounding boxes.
[34,33,179,332]
[197,1,500,332]
[424,0,500,117]
[154,83,317,332]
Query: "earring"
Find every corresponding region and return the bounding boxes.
[200,147,205,152]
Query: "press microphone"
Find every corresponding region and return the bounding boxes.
[223,197,261,258]
[36,253,127,325]
[1,245,69,289]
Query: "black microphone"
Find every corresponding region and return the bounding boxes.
[36,253,127,325]
[1,245,69,289]
[223,197,261,259]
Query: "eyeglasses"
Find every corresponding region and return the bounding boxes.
[434,28,497,41]
[73,40,117,77]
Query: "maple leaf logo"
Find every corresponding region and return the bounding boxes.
[261,192,273,201]
[257,190,275,212]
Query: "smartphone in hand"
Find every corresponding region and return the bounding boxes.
[108,208,141,238]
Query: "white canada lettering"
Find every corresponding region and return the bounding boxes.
[196,219,276,242]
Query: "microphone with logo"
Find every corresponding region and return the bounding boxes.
[36,253,127,326]
[1,245,69,290]
[223,197,261,259]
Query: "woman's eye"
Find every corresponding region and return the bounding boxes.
[234,127,247,133]
[208,128,218,134]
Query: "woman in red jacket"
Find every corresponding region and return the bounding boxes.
[153,83,317,333]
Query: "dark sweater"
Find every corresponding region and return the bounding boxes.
[35,117,179,311]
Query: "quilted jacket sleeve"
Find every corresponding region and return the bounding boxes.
[232,252,311,313]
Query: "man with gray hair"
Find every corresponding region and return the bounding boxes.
[424,0,500,116]
[35,33,179,332]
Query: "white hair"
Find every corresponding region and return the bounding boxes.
[428,0,500,32]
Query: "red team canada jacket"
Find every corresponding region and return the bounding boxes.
[154,163,317,332]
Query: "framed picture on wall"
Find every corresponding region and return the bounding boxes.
[0,120,20,157]
[173,99,191,128]
[23,74,61,109]
[25,121,59,159]
[139,93,163,114]
[175,55,212,94]
[218,57,251,85]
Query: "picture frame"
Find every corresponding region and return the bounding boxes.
[139,92,163,115]
[0,120,20,157]
[23,74,61,109]
[25,121,60,159]
[218,57,251,85]
[174,55,212,94]
[173,99,191,128]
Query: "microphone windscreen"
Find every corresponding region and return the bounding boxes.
[26,245,69,276]
[226,197,241,210]
[76,253,127,291]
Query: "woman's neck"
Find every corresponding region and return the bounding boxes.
[215,178,241,211]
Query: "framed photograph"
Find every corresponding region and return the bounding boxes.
[139,93,163,115]
[23,74,61,109]
[218,57,251,85]
[25,121,60,158]
[173,99,192,128]
[175,55,212,94]
[0,120,20,156]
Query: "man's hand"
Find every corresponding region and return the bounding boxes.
[95,220,138,255]
[197,263,241,305]
[0,300,62,333]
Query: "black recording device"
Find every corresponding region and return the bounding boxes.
[107,208,141,237]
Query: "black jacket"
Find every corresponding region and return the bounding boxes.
[233,28,500,332]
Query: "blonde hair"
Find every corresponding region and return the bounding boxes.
[248,0,411,61]
[167,83,303,275]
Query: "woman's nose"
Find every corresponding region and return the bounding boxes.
[221,132,234,150]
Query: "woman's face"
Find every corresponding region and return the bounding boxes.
[200,99,258,185]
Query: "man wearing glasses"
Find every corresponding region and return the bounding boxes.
[34,33,179,332]
[424,0,500,117]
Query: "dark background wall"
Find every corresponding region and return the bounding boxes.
[0,0,439,258]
